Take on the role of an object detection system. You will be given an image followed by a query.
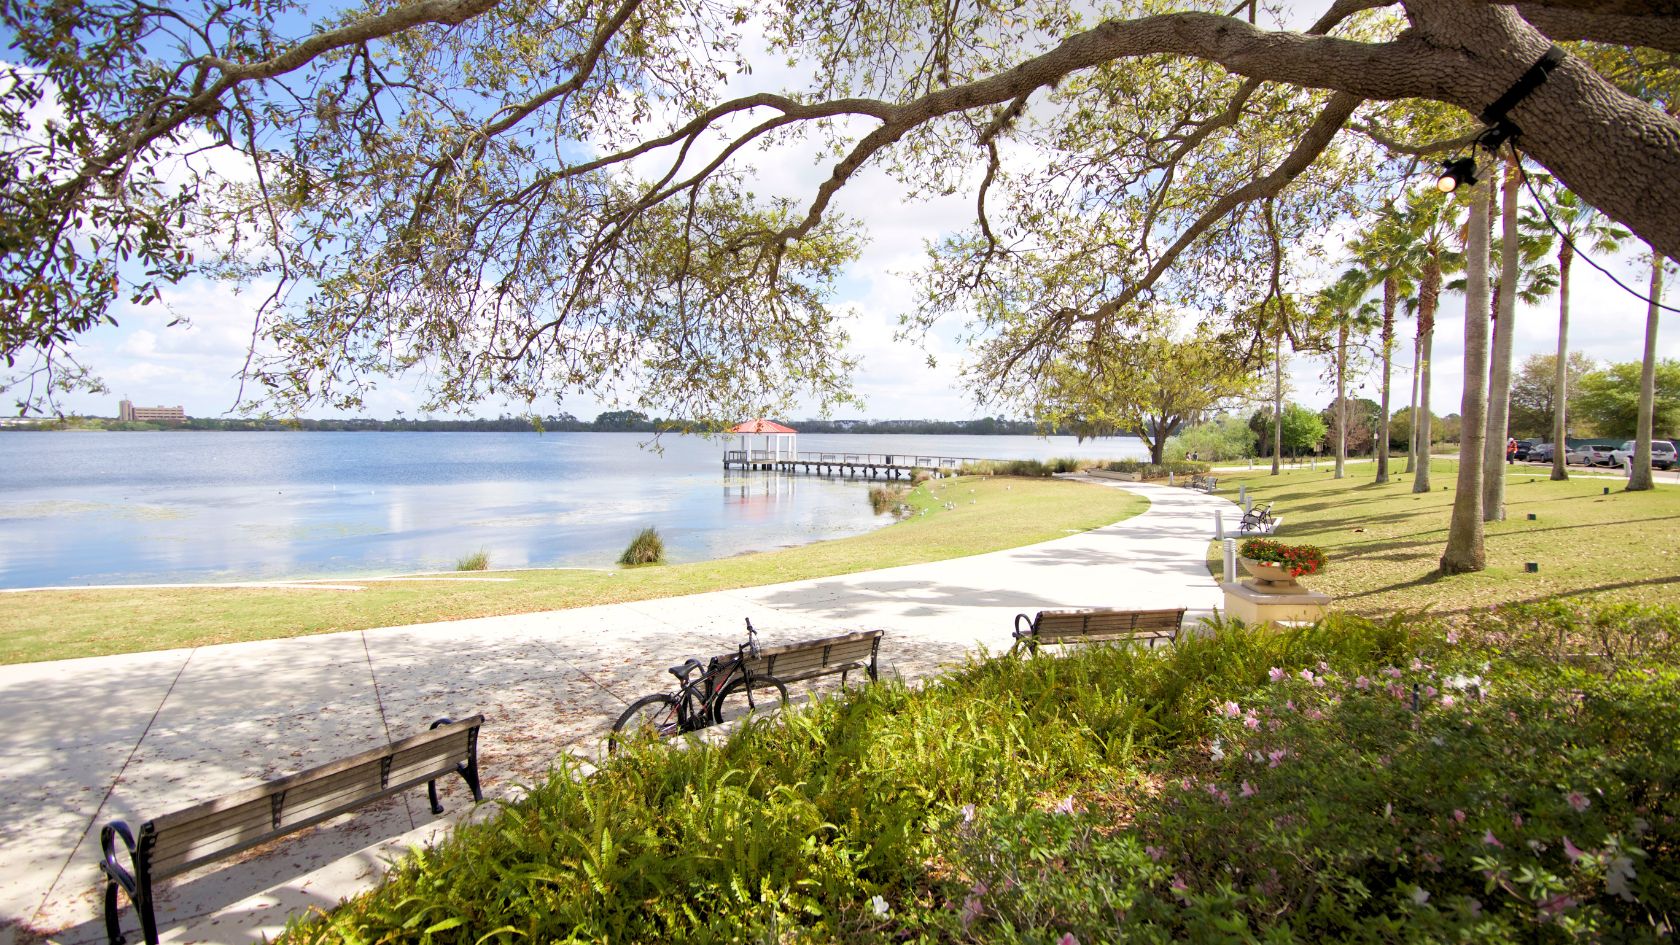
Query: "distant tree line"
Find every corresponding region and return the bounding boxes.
[6,411,1050,435]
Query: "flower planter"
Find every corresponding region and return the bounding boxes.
[1240,556,1304,593]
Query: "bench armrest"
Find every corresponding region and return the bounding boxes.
[1012,613,1037,639]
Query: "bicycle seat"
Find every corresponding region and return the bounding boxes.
[668,658,704,681]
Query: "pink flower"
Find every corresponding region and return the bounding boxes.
[1453,809,1466,823]
[1483,830,1504,848]
[960,894,983,927]
[1424,685,1438,698]
[1311,677,1325,688]
[1317,660,1330,673]
[1538,893,1577,918]
[1244,716,1260,730]
[1268,667,1286,682]
[1304,708,1325,720]
[1384,667,1403,679]
[1058,935,1081,945]
[1170,876,1189,896]
[1563,836,1585,862]
[1446,630,1460,644]
[1411,659,1424,671]
[1513,813,1524,828]
[1300,668,1315,682]
[1567,791,1590,813]
[1145,845,1165,862]
[1240,780,1257,798]
[1268,749,1288,767]
[1388,684,1405,699]
[1054,796,1076,815]
[1441,695,1455,708]
[1355,675,1371,690]
[1285,700,1296,711]
[1222,701,1242,718]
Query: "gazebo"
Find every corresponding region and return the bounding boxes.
[729,419,798,469]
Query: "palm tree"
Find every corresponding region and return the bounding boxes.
[1629,249,1671,492]
[1347,212,1420,485]
[1394,191,1464,494]
[1479,154,1558,521]
[1521,179,1629,481]
[1441,176,1493,574]
[1313,269,1374,479]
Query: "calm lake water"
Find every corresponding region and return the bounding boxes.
[0,431,1148,588]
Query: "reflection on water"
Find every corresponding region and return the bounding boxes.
[0,431,1145,587]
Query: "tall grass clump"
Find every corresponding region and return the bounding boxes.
[281,603,1679,944]
[618,527,664,566]
[958,458,1055,477]
[868,484,907,514]
[454,549,489,571]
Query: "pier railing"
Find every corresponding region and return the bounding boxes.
[725,450,988,470]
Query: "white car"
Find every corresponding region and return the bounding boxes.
[1564,443,1599,465]
[1610,439,1678,470]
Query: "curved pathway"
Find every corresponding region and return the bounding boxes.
[0,478,1234,945]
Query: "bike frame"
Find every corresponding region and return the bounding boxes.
[667,622,761,732]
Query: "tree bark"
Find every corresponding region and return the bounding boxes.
[1272,332,1284,476]
[1551,242,1574,480]
[1441,177,1492,574]
[1482,156,1521,522]
[1413,261,1440,494]
[1629,250,1664,491]
[1336,322,1348,478]
[1377,276,1395,483]
[1406,330,1421,475]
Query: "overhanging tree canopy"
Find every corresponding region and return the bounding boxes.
[3,0,1679,417]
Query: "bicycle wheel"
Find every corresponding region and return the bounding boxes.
[609,693,681,753]
[711,675,790,726]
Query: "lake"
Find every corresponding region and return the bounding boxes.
[0,431,1148,588]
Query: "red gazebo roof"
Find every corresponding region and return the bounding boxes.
[728,419,797,434]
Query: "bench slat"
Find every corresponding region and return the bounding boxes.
[725,630,882,686]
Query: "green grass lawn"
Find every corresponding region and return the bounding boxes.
[0,476,1146,665]
[1213,459,1680,615]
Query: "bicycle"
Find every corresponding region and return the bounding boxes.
[608,619,790,752]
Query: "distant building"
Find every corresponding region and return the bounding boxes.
[118,400,187,424]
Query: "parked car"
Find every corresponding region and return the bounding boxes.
[1585,444,1621,467]
[1610,439,1678,470]
[1565,443,1599,465]
[1529,442,1555,463]
[1514,438,1539,460]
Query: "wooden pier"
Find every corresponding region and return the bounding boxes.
[723,450,986,480]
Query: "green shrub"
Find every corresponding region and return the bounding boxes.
[454,549,489,571]
[868,484,908,514]
[1165,415,1258,462]
[958,458,1055,477]
[1101,459,1211,478]
[618,527,664,566]
[280,607,1678,945]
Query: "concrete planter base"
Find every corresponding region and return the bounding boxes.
[1221,581,1331,625]
[1087,469,1146,482]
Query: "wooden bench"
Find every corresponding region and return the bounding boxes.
[99,715,484,945]
[729,629,883,688]
[1188,475,1218,493]
[1011,608,1186,656]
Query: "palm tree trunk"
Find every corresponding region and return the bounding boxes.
[1335,323,1348,478]
[1441,178,1492,574]
[1551,244,1573,480]
[1406,329,1421,474]
[1272,331,1284,476]
[1413,263,1439,494]
[1630,250,1664,491]
[1377,278,1396,483]
[1482,157,1520,522]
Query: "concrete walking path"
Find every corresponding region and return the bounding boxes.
[0,478,1232,945]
